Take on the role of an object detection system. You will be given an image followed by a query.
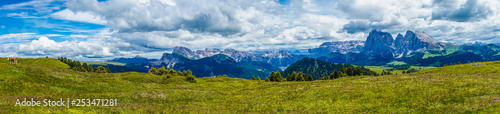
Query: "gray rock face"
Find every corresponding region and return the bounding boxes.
[149,53,190,69]
[173,46,196,58]
[364,30,395,58]
[170,46,297,67]
[173,46,254,62]
[259,50,296,67]
[308,41,365,56]
[394,30,444,57]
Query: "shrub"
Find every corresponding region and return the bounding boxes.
[186,75,197,83]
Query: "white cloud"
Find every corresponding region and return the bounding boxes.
[0,0,63,13]
[51,9,107,25]
[2,0,500,60]
[6,12,45,18]
[0,33,51,44]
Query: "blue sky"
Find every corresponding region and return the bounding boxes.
[0,0,499,61]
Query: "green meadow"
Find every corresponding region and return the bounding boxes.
[0,58,499,113]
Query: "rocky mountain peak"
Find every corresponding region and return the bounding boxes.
[394,30,444,57]
[311,41,365,54]
[134,55,144,58]
[414,31,439,44]
[262,50,292,58]
[364,29,395,58]
[173,46,196,58]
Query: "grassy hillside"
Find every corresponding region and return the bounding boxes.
[417,61,500,74]
[0,58,499,113]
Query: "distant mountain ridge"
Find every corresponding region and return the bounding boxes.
[107,55,158,64]
[148,54,279,79]
[308,40,364,55]
[173,46,297,67]
[100,29,500,78]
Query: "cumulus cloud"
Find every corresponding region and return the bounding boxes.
[342,20,371,34]
[58,0,344,51]
[64,0,284,35]
[431,0,492,22]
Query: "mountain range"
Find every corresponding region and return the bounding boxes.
[95,29,500,79]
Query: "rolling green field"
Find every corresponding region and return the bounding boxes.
[0,58,499,113]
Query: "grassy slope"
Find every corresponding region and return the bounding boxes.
[418,61,500,74]
[365,65,435,74]
[0,58,499,113]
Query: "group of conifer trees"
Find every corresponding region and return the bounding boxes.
[261,71,314,82]
[148,66,196,83]
[58,57,112,73]
[380,69,393,75]
[287,71,314,81]
[251,75,261,81]
[264,66,388,82]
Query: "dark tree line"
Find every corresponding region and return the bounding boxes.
[58,57,111,73]
[282,58,377,80]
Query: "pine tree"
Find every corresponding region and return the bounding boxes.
[275,71,283,82]
[296,72,301,81]
[308,75,313,81]
[89,64,94,72]
[270,71,276,81]
[291,72,298,81]
[95,66,106,73]
[82,63,88,72]
[169,69,176,74]
[257,76,261,81]
[333,70,340,79]
[329,72,334,79]
[323,73,329,80]
[105,67,111,73]
[402,70,406,74]
[287,74,292,81]
[149,67,157,74]
[297,73,305,81]
[157,66,168,75]
[76,61,81,68]
[265,77,270,82]
[223,74,228,78]
[184,70,193,77]
[186,75,197,83]
[457,62,461,65]
[252,75,256,80]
